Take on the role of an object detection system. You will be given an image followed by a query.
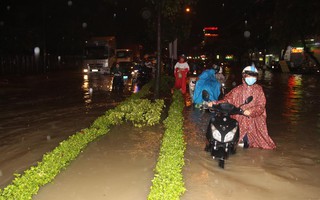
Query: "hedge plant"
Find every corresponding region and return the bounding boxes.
[0,82,164,200]
[148,90,186,200]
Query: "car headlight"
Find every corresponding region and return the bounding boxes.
[83,69,88,73]
[211,125,221,142]
[224,127,237,142]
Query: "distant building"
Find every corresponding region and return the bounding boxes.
[203,26,219,45]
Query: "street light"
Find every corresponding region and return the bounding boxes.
[244,30,250,38]
[185,7,191,13]
[34,47,41,56]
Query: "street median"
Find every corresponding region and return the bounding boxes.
[148,90,186,200]
[0,82,165,200]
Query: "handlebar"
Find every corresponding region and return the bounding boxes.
[207,96,253,116]
[208,103,244,116]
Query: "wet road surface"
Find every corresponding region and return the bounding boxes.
[182,71,320,200]
[34,124,163,200]
[0,71,132,187]
[1,70,320,200]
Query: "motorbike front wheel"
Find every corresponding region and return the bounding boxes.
[219,159,225,169]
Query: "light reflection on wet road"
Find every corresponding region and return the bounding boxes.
[1,70,320,200]
[0,71,133,187]
[182,71,320,200]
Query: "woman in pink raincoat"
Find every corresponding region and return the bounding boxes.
[209,65,276,150]
[174,55,189,94]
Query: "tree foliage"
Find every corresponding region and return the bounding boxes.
[214,0,320,64]
[272,0,320,45]
[271,0,320,64]
[143,0,198,48]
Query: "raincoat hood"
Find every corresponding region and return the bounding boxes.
[199,69,216,80]
[193,69,221,104]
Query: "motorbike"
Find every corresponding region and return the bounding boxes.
[112,71,124,91]
[188,77,197,101]
[131,64,152,86]
[204,94,253,169]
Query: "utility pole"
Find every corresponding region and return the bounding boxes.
[154,0,162,99]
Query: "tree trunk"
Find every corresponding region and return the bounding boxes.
[281,43,288,60]
[154,0,161,99]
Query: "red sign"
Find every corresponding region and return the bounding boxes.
[204,27,218,31]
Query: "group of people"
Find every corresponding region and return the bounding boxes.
[173,55,276,150]
[111,57,154,91]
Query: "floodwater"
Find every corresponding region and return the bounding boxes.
[0,71,132,187]
[182,71,320,200]
[1,70,320,200]
[34,124,163,200]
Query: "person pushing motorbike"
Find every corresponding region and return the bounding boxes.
[112,62,124,91]
[208,64,276,150]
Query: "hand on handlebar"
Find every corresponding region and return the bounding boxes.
[207,101,218,107]
[243,110,251,116]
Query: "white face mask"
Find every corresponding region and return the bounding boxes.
[245,77,257,86]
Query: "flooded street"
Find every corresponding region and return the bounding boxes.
[182,71,320,200]
[0,71,132,187]
[1,70,320,200]
[34,124,163,200]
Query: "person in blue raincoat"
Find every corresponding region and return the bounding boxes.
[193,69,221,105]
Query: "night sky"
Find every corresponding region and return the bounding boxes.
[0,0,272,54]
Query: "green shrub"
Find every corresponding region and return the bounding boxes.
[0,82,164,200]
[148,90,186,200]
[150,75,175,94]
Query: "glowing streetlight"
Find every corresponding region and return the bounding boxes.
[185,7,191,13]
[82,22,87,29]
[244,30,250,38]
[34,47,40,56]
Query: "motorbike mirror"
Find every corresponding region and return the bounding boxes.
[239,96,253,108]
[202,90,210,102]
[245,96,253,104]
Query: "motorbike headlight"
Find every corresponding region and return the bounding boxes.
[211,125,221,142]
[224,127,237,142]
[212,130,221,142]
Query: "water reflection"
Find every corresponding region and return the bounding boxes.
[81,74,139,108]
[133,84,140,93]
[283,75,303,124]
[82,75,92,105]
[123,78,133,92]
[184,106,211,148]
[260,70,273,82]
